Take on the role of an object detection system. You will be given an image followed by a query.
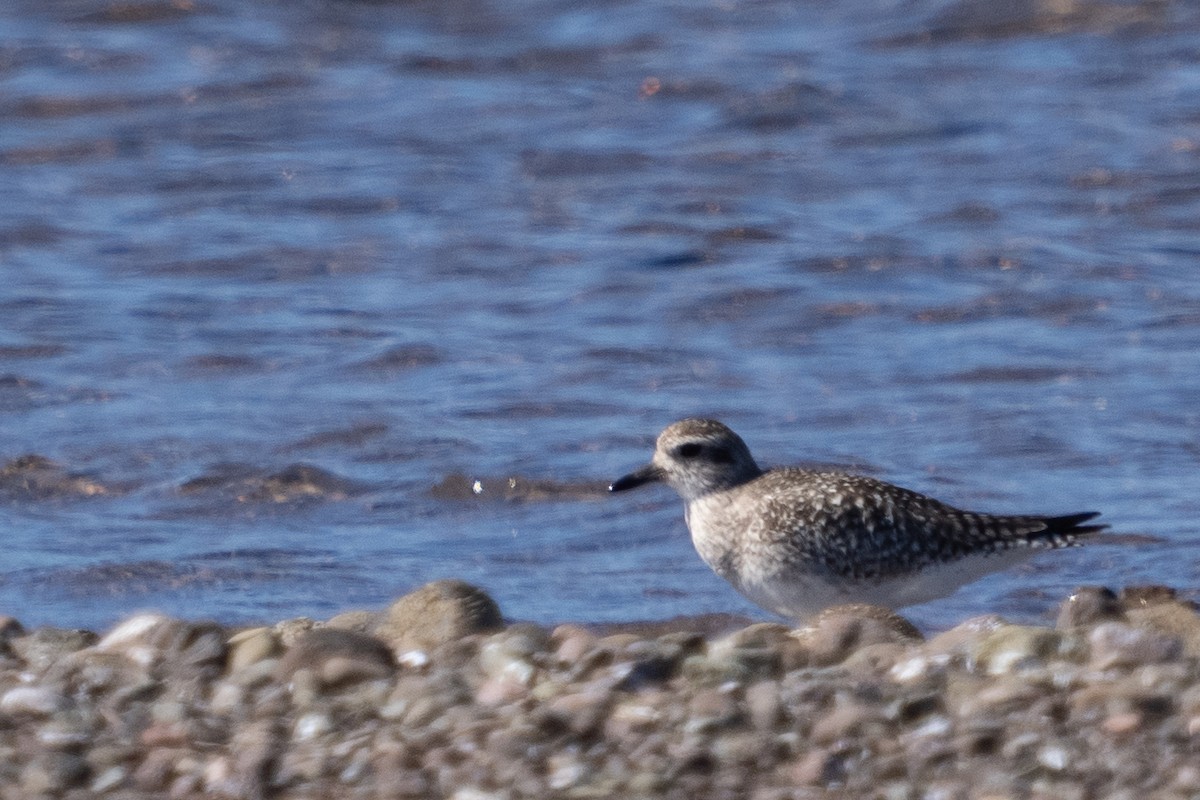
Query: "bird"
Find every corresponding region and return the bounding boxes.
[609,418,1105,619]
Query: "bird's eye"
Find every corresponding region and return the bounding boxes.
[677,443,703,458]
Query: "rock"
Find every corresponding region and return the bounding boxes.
[745,680,783,730]
[950,674,1042,718]
[613,638,688,690]
[1101,711,1143,735]
[726,622,809,672]
[180,463,366,503]
[0,616,24,641]
[842,642,912,674]
[798,604,922,667]
[275,628,396,686]
[1119,585,1189,610]
[1087,622,1183,670]
[226,628,279,673]
[326,609,376,633]
[273,617,319,646]
[543,688,611,736]
[811,698,884,743]
[90,765,127,792]
[0,454,111,499]
[11,627,98,673]
[373,580,503,654]
[1057,586,1125,629]
[1125,601,1200,657]
[474,626,546,704]
[968,625,1061,675]
[685,687,741,733]
[925,615,1008,661]
[549,625,598,668]
[95,615,227,676]
[21,751,90,793]
[96,613,172,653]
[0,685,68,716]
[4,585,1200,797]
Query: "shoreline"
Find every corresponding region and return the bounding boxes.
[2,580,1198,798]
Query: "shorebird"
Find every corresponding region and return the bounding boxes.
[609,418,1104,619]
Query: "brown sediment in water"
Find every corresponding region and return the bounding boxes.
[2,581,1200,797]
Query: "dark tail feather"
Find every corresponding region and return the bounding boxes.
[1041,511,1107,539]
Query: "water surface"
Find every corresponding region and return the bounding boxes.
[2,0,1199,631]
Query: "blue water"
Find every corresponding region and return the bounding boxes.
[3,0,1199,631]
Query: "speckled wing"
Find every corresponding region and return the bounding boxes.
[752,469,1105,582]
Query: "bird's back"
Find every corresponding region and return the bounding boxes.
[689,467,1104,584]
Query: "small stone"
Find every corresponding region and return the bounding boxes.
[21,752,89,793]
[550,625,597,667]
[1036,742,1071,771]
[922,615,1008,664]
[0,685,67,716]
[397,649,430,669]
[725,622,794,648]
[131,748,179,791]
[811,700,881,743]
[1101,712,1143,735]
[226,658,278,689]
[1056,586,1124,629]
[140,722,190,748]
[322,654,395,685]
[95,615,227,675]
[97,613,173,654]
[373,579,503,653]
[0,616,25,640]
[1088,622,1183,670]
[792,747,840,785]
[1174,764,1200,792]
[478,629,541,685]
[37,720,93,747]
[475,674,528,706]
[90,765,127,792]
[451,788,510,800]
[1125,601,1200,657]
[326,609,376,632]
[546,751,587,790]
[274,617,320,646]
[226,628,278,672]
[969,625,1060,675]
[745,680,783,730]
[799,604,922,667]
[294,711,333,741]
[842,641,911,674]
[11,627,98,672]
[545,689,611,736]
[952,675,1041,717]
[686,687,741,733]
[209,682,245,715]
[151,701,189,729]
[1119,585,1184,609]
[605,698,663,739]
[275,628,395,686]
[614,640,686,689]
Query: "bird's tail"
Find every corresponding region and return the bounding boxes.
[1019,511,1107,547]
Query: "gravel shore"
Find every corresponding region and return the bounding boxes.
[2,580,1199,799]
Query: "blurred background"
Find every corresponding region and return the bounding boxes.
[2,0,1198,631]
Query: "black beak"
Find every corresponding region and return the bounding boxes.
[609,463,665,493]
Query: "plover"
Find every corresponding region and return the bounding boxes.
[610,418,1105,619]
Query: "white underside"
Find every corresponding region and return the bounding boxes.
[727,547,1039,621]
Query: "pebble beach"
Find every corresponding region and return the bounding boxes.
[3,579,1200,799]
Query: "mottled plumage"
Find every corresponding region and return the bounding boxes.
[610,418,1105,619]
